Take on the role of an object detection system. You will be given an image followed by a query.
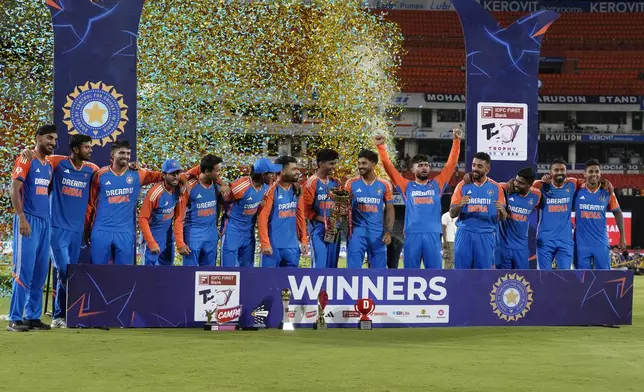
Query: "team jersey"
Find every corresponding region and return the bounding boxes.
[174,178,221,246]
[85,168,163,233]
[12,152,52,219]
[534,178,577,243]
[450,178,506,233]
[344,176,394,236]
[48,156,98,231]
[574,184,620,247]
[301,175,341,221]
[139,183,181,249]
[498,187,541,249]
[258,182,307,250]
[222,176,268,235]
[377,139,459,234]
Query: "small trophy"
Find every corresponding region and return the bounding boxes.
[354,298,376,330]
[242,302,269,331]
[204,306,242,331]
[279,288,295,331]
[204,308,217,331]
[324,187,351,243]
[313,290,329,330]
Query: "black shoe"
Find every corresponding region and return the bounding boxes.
[25,319,51,331]
[7,321,30,332]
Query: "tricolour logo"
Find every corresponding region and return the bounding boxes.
[490,273,533,322]
[63,81,128,146]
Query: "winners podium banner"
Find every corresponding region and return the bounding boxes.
[66,265,633,328]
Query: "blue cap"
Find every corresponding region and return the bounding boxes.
[253,158,282,174]
[162,159,182,173]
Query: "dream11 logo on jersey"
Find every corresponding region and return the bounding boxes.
[477,102,529,161]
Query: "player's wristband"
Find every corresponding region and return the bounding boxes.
[384,229,392,234]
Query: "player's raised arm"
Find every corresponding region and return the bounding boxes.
[374,135,409,192]
[139,169,163,186]
[449,181,469,218]
[435,128,462,191]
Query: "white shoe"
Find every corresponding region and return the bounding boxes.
[50,318,67,329]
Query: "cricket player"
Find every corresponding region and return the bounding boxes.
[220,158,280,267]
[498,167,541,269]
[301,149,342,268]
[8,125,57,332]
[174,154,223,266]
[258,155,308,267]
[574,159,626,270]
[345,150,395,269]
[138,159,183,266]
[375,129,461,269]
[47,135,98,328]
[450,152,507,269]
[85,140,163,265]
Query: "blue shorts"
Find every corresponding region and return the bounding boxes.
[183,238,218,267]
[261,248,300,268]
[403,232,442,269]
[499,247,529,270]
[347,234,386,269]
[90,229,135,265]
[454,230,495,269]
[144,238,175,266]
[576,245,611,270]
[10,214,51,322]
[537,239,573,270]
[221,231,255,267]
[309,221,340,268]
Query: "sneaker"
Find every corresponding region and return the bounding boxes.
[50,318,67,329]
[25,319,51,331]
[7,321,30,332]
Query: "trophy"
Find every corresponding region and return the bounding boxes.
[313,290,329,330]
[204,308,217,331]
[279,288,295,331]
[242,302,269,331]
[324,187,351,243]
[354,298,376,330]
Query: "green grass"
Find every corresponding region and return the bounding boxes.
[0,280,642,392]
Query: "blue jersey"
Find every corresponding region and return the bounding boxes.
[175,179,220,245]
[87,168,162,233]
[535,178,577,243]
[49,156,98,232]
[450,178,506,233]
[574,184,620,247]
[139,183,181,248]
[499,188,541,249]
[301,175,341,220]
[222,176,268,235]
[345,177,394,237]
[258,183,307,250]
[12,153,52,220]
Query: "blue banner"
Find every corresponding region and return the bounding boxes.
[451,0,559,180]
[66,265,634,328]
[48,0,145,165]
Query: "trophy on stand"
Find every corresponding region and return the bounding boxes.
[204,308,217,331]
[204,306,242,331]
[324,187,351,243]
[279,288,295,331]
[355,298,376,330]
[313,290,329,330]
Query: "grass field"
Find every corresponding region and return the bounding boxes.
[0,277,642,392]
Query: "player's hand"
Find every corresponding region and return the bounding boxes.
[261,246,273,256]
[177,245,191,256]
[619,236,627,251]
[506,179,516,194]
[453,128,463,139]
[541,174,553,184]
[149,245,161,254]
[459,195,471,207]
[442,242,448,250]
[496,201,505,211]
[18,216,31,237]
[84,231,91,246]
[128,161,142,171]
[374,135,386,146]
[300,243,309,255]
[600,179,615,194]
[463,172,472,184]
[382,231,392,245]
[293,183,302,197]
[20,149,36,162]
[219,182,231,198]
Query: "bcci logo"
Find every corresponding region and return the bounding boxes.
[63,81,128,146]
[490,273,533,322]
